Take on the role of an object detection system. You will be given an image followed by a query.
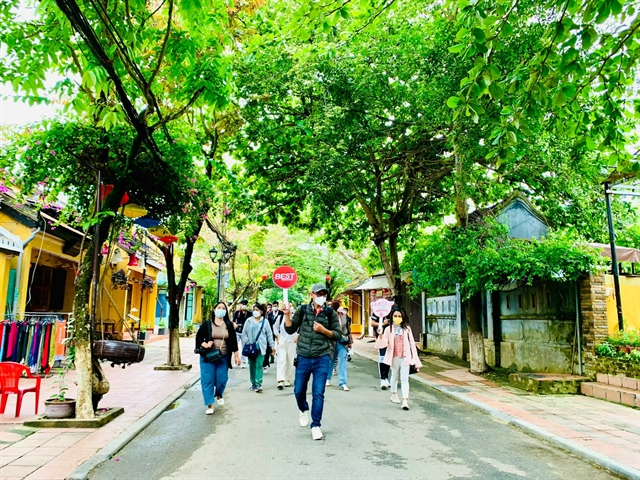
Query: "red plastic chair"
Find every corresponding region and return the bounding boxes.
[0,362,42,417]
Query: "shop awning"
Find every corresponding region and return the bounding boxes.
[587,243,640,263]
[353,272,413,291]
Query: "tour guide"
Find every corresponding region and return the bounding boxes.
[283,283,342,440]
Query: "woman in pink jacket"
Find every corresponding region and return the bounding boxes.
[383,309,422,410]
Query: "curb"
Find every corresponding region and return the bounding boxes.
[353,351,640,480]
[65,373,201,480]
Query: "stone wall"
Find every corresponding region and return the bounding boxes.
[580,274,609,374]
[586,354,640,379]
[425,295,461,357]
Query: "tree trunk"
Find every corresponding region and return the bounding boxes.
[71,239,95,419]
[74,339,94,418]
[374,231,404,307]
[465,294,488,374]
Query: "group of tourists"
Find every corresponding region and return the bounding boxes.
[195,282,421,440]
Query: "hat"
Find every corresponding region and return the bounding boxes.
[311,283,329,294]
[239,299,249,305]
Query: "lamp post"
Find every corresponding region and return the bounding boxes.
[209,246,234,303]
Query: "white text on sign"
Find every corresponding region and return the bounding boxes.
[274,273,296,281]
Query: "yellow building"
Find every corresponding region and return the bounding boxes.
[0,199,80,320]
[605,274,640,334]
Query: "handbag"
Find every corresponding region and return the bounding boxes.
[242,319,265,358]
[198,320,225,363]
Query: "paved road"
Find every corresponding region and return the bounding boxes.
[89,356,618,480]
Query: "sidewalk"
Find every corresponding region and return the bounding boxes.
[352,339,640,480]
[0,337,199,480]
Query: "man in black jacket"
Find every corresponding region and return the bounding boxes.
[283,283,342,441]
[232,299,250,368]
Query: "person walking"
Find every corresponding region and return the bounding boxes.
[382,308,422,411]
[372,313,391,389]
[326,306,352,391]
[195,302,240,414]
[283,283,342,441]
[233,299,250,368]
[273,301,297,389]
[241,303,276,392]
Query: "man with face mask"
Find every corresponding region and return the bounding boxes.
[283,283,342,441]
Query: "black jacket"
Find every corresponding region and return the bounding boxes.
[232,309,250,333]
[195,318,239,369]
[285,303,341,358]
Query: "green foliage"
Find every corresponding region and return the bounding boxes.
[608,330,640,347]
[49,369,69,402]
[404,221,602,299]
[596,340,640,363]
[447,0,640,173]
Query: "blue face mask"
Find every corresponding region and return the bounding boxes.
[214,309,226,318]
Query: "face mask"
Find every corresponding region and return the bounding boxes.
[314,296,326,306]
[214,309,226,318]
[241,305,247,310]
[392,317,402,325]
[272,307,278,312]
[253,311,261,318]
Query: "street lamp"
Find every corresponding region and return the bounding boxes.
[210,246,234,302]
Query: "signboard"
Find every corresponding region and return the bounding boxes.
[273,266,298,289]
[371,298,394,318]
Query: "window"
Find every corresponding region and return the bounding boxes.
[531,293,537,309]
[506,295,511,310]
[518,294,523,309]
[547,292,552,307]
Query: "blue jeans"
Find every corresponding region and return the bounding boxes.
[327,343,348,387]
[294,354,331,428]
[200,355,229,406]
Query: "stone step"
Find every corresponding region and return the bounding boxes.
[581,382,640,407]
[509,373,590,394]
[596,373,639,390]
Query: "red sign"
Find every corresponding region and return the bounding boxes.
[272,266,298,289]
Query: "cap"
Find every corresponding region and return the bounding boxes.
[311,283,329,294]
[239,299,249,305]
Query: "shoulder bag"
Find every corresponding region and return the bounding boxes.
[199,320,224,363]
[242,319,265,358]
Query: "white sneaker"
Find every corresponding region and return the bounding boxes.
[339,385,350,391]
[380,380,387,390]
[205,407,214,415]
[277,382,284,390]
[326,380,331,387]
[311,426,323,440]
[299,410,309,427]
[402,399,409,410]
[390,393,400,404]
[284,381,292,387]
[384,379,391,388]
[241,364,247,369]
[216,397,225,406]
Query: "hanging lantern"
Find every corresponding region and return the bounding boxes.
[100,184,114,201]
[134,216,161,228]
[325,274,331,282]
[262,274,268,281]
[127,253,138,267]
[159,235,178,244]
[148,225,173,237]
[122,204,148,219]
[120,192,130,205]
[241,264,249,270]
[382,288,389,295]
[101,243,109,255]
[371,289,377,296]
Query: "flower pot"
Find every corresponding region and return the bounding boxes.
[44,399,76,419]
[616,345,631,354]
[158,328,166,335]
[137,331,150,341]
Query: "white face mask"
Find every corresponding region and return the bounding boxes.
[272,307,278,312]
[314,296,326,306]
[253,311,261,318]
[241,305,247,310]
[214,309,226,318]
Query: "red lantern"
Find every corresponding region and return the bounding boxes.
[325,274,331,282]
[262,274,268,281]
[371,289,377,296]
[127,253,138,267]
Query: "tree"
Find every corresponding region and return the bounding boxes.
[0,0,251,416]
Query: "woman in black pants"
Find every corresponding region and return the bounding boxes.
[372,314,391,389]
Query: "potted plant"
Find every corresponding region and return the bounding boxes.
[44,370,75,419]
[137,325,150,341]
[157,321,166,335]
